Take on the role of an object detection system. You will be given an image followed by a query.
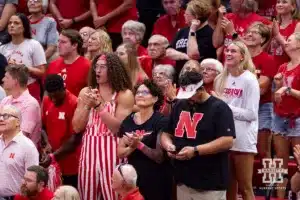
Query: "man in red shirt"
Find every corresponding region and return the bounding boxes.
[40,74,81,188]
[90,0,138,50]
[112,164,144,200]
[14,165,54,200]
[47,29,90,97]
[152,0,186,42]
[49,0,92,30]
[140,35,175,78]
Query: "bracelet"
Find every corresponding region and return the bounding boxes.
[137,142,145,150]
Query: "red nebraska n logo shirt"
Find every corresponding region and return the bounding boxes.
[175,111,203,139]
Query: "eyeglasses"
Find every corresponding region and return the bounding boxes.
[200,67,217,73]
[136,90,151,96]
[246,30,262,36]
[93,64,107,71]
[0,113,18,120]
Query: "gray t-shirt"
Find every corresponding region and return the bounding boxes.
[30,16,58,48]
[0,0,18,17]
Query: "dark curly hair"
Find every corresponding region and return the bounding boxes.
[134,79,164,111]
[88,52,132,92]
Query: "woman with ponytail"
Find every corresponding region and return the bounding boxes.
[213,41,259,200]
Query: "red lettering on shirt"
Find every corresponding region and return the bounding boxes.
[175,111,203,139]
[224,88,243,98]
[9,153,15,159]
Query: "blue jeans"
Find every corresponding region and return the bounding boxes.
[258,103,273,131]
[272,114,300,137]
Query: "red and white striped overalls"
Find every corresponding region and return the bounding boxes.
[78,93,121,200]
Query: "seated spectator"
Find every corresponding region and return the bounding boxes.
[49,0,92,30]
[79,26,95,54]
[53,186,80,200]
[269,0,300,70]
[0,105,39,199]
[244,22,276,160]
[0,13,47,102]
[122,20,147,57]
[140,35,175,78]
[112,164,144,200]
[152,0,185,42]
[28,0,59,62]
[167,0,217,79]
[90,0,138,50]
[1,65,41,147]
[200,58,223,93]
[179,60,201,76]
[40,74,81,188]
[213,0,270,59]
[47,29,90,97]
[116,42,148,86]
[152,64,176,115]
[0,0,18,42]
[85,29,113,61]
[14,165,53,200]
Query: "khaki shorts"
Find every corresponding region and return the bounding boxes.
[177,184,226,200]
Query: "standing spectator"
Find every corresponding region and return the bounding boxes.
[244,22,277,160]
[273,32,300,199]
[118,80,173,200]
[199,58,223,93]
[213,41,259,200]
[0,13,47,102]
[1,65,41,147]
[14,165,53,200]
[112,164,144,200]
[72,53,134,200]
[152,64,176,116]
[90,0,138,50]
[0,105,39,199]
[49,0,91,30]
[116,42,148,86]
[79,26,95,55]
[47,29,90,97]
[257,0,277,19]
[167,0,217,79]
[213,0,270,60]
[53,186,80,200]
[40,74,81,188]
[140,35,175,78]
[152,0,186,42]
[269,0,300,70]
[208,0,222,30]
[85,29,113,61]
[121,20,147,57]
[28,0,59,62]
[161,71,235,200]
[0,0,18,42]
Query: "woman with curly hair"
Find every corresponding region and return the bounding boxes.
[72,52,134,200]
[85,29,113,61]
[117,79,173,200]
[116,42,148,86]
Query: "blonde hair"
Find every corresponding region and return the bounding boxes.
[277,0,300,21]
[214,41,256,94]
[85,29,113,60]
[186,0,212,21]
[54,186,80,200]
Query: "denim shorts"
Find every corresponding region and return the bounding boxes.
[258,103,273,131]
[272,114,300,137]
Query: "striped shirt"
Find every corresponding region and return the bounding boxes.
[0,132,39,197]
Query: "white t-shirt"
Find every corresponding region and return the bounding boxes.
[222,70,260,153]
[0,39,46,84]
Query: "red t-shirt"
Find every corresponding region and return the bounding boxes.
[97,0,138,33]
[139,56,176,78]
[14,188,54,200]
[274,63,300,117]
[137,45,148,57]
[47,56,90,97]
[252,52,277,104]
[122,188,144,200]
[152,9,186,42]
[257,0,277,18]
[55,0,92,30]
[269,20,298,70]
[42,90,81,175]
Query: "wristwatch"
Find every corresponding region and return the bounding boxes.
[232,32,238,40]
[285,87,292,95]
[194,146,199,156]
[190,32,196,37]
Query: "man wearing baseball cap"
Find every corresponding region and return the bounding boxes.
[161,71,236,200]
